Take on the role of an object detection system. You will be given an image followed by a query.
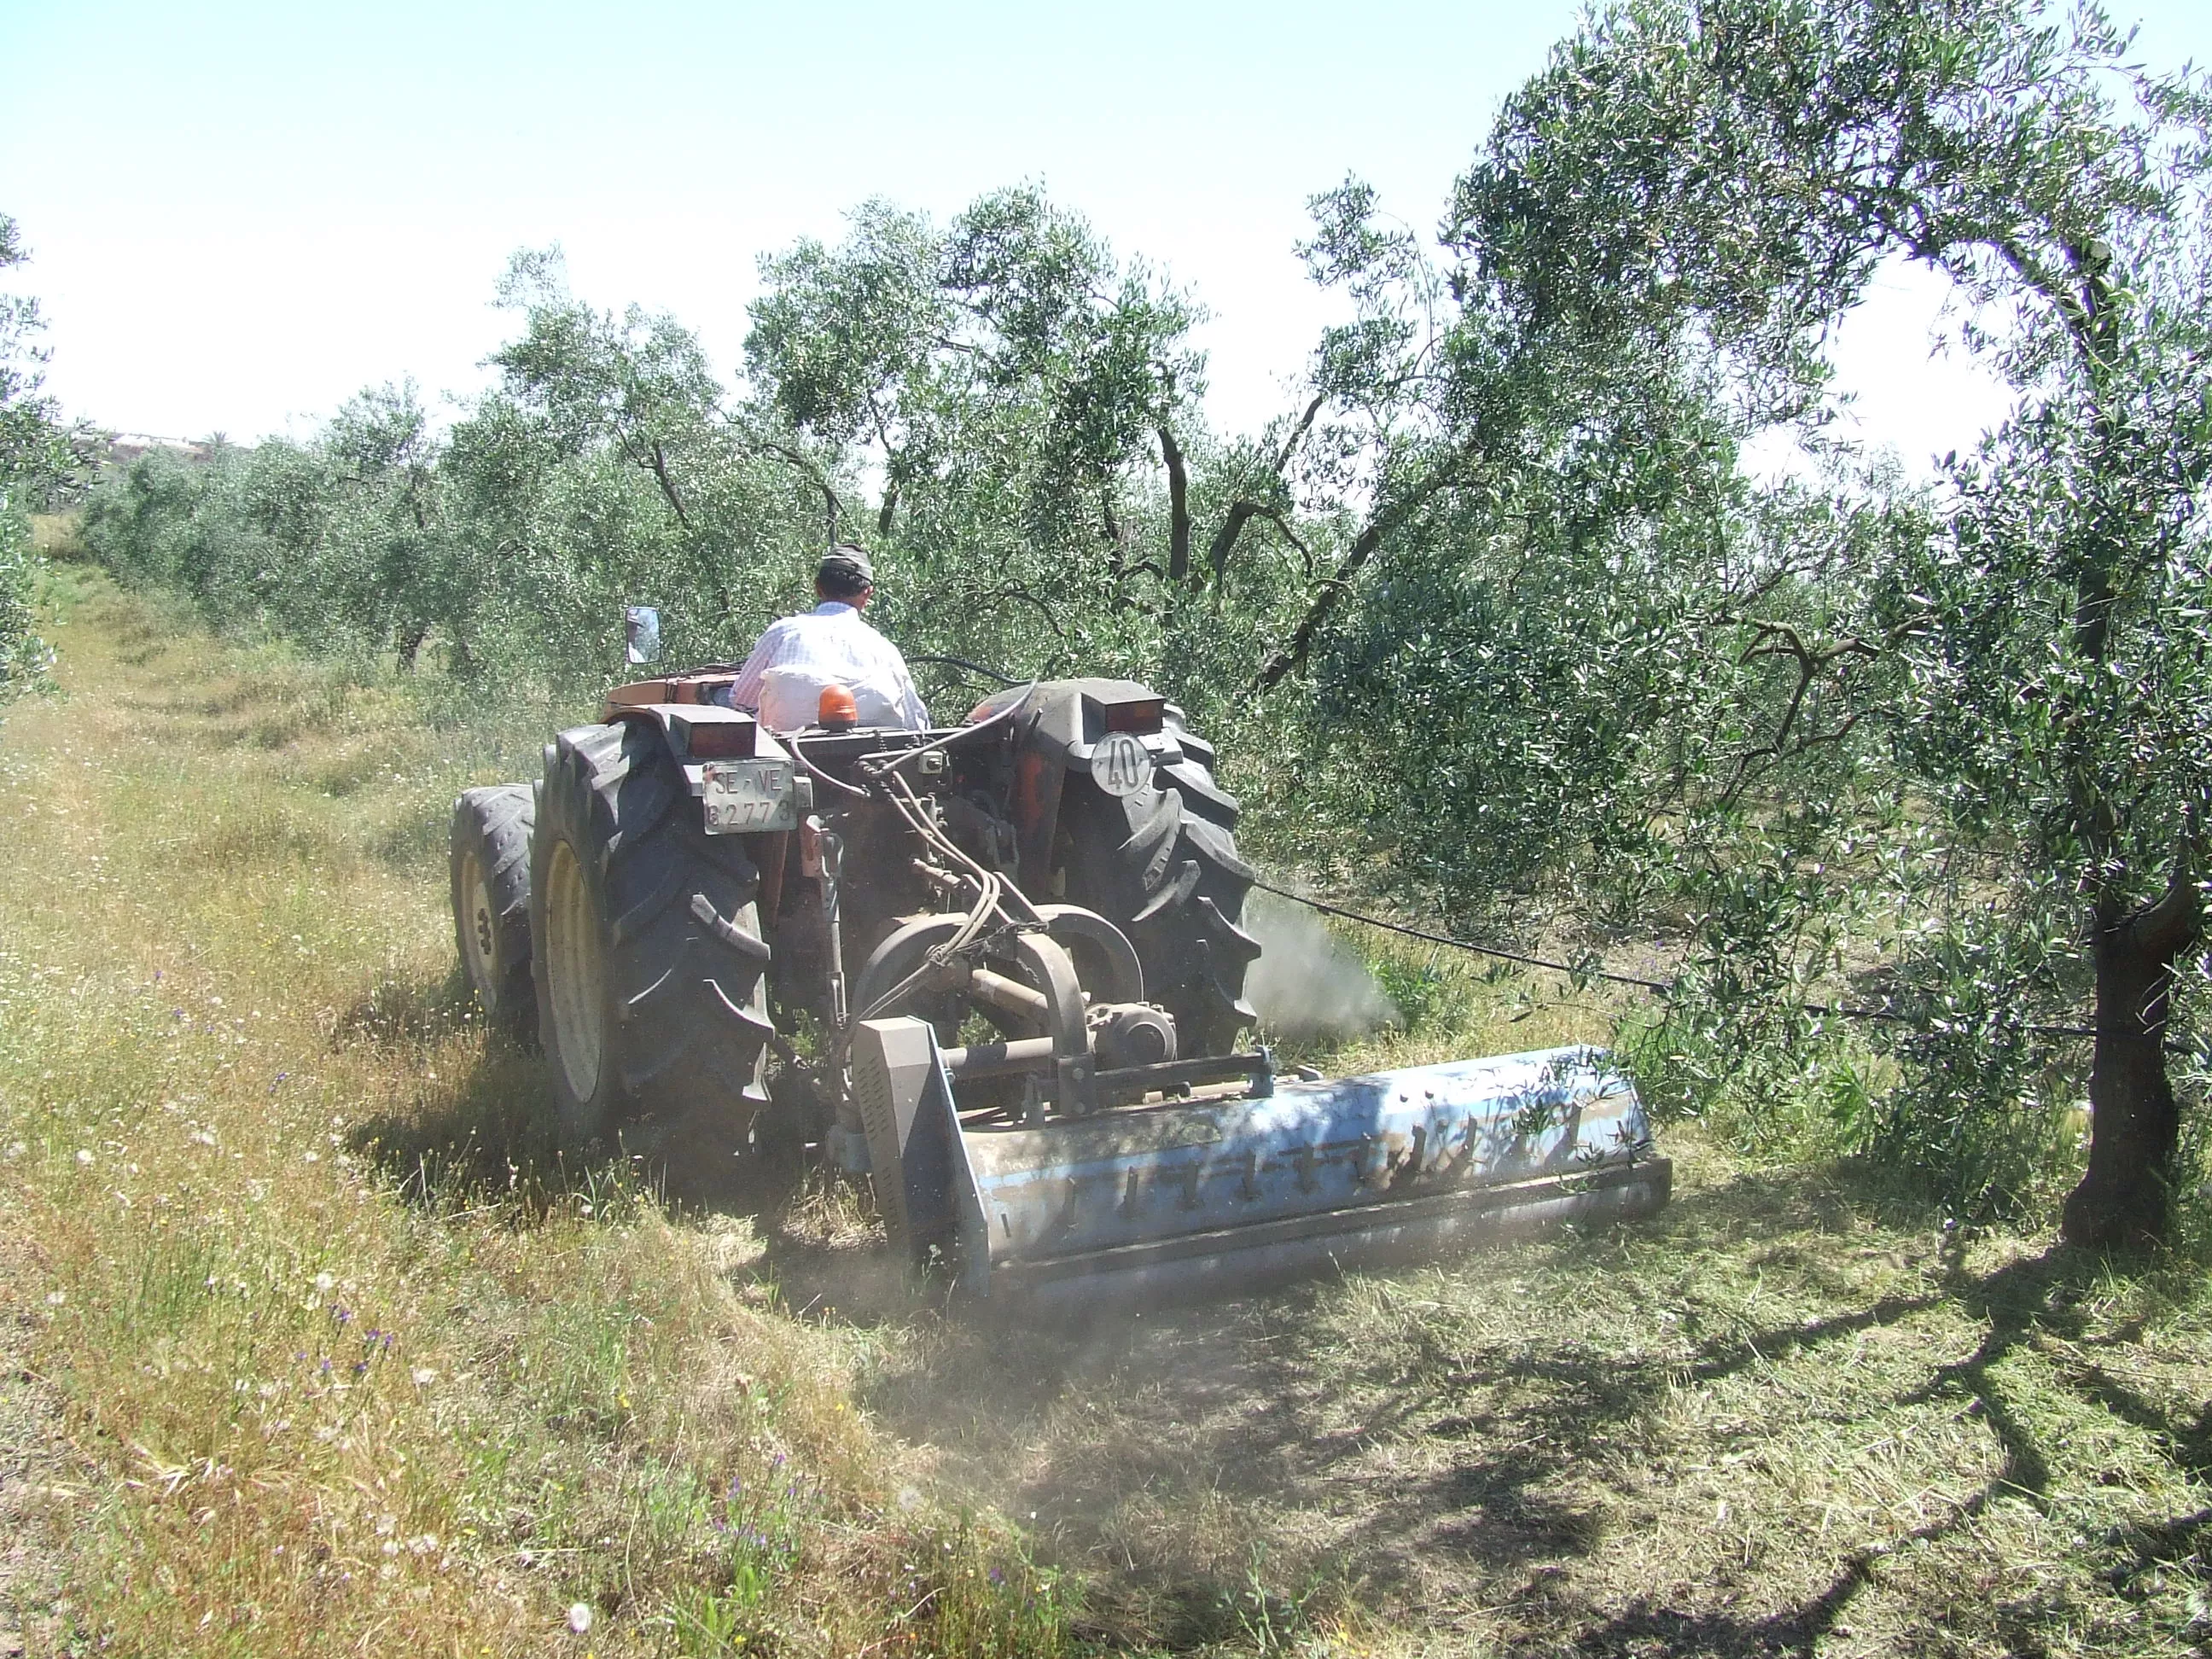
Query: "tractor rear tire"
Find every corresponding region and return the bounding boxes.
[1059,719,1260,1057]
[529,719,774,1149]
[1157,707,1241,834]
[451,785,538,1039]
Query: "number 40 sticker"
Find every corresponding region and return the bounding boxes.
[1090,732,1154,797]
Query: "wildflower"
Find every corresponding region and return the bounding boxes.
[567,1603,593,1634]
[45,1290,64,1306]
[315,1272,335,1292]
[75,1149,93,1166]
[411,1367,437,1387]
[897,1485,922,1514]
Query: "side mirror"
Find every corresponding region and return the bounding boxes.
[625,605,663,666]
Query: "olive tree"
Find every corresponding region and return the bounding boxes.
[0,212,67,697]
[446,247,830,678]
[743,189,1208,688]
[1454,0,2212,1243]
[1231,159,1896,932]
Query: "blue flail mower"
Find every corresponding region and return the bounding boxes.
[851,1021,1672,1316]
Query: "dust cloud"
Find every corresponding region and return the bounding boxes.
[1242,887,1399,1040]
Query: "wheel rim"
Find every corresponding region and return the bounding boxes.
[544,839,606,1103]
[458,846,498,998]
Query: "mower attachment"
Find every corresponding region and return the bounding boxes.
[850,1019,1670,1317]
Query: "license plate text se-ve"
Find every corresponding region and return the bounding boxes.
[702,760,797,834]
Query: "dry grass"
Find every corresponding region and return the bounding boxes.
[862,1150,2212,1655]
[3,566,2209,1656]
[0,570,1065,1655]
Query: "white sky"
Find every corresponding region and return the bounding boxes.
[4,0,2207,476]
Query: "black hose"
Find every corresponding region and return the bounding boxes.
[858,681,1039,780]
[782,733,871,800]
[905,653,1024,688]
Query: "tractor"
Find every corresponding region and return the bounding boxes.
[451,661,1668,1313]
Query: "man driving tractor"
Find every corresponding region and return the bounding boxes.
[725,544,929,732]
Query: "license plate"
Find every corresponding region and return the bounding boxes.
[701,759,797,835]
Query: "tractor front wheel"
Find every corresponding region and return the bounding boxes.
[450,784,537,1038]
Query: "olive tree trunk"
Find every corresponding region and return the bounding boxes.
[2062,887,2198,1249]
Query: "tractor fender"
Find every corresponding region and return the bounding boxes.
[601,704,795,798]
[969,679,1191,889]
[967,678,1180,770]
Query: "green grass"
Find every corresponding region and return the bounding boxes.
[27,513,87,563]
[0,570,1049,1654]
[2,566,2209,1655]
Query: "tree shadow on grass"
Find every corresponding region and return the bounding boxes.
[1453,1240,2197,1656]
[859,1155,2203,1654]
[853,1174,1786,1639]
[343,965,812,1227]
[1557,1245,2086,1656]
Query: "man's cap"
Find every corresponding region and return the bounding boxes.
[818,545,874,588]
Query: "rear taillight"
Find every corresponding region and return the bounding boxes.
[674,712,757,760]
[1103,697,1165,735]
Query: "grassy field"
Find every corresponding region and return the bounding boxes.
[3,564,2209,1656]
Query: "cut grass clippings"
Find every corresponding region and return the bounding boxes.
[1,563,2209,1655]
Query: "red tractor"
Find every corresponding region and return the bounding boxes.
[451,667,1666,1313]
